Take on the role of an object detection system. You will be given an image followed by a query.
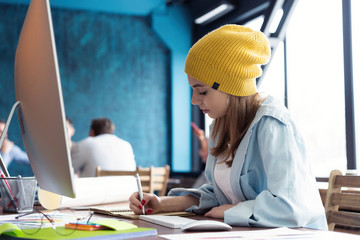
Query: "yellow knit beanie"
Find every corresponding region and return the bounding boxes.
[185,24,271,96]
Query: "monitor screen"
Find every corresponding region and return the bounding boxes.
[14,0,76,198]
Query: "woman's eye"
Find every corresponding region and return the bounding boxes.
[199,91,207,95]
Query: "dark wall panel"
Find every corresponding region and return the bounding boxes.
[0,4,171,168]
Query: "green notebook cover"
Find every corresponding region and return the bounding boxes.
[0,226,157,240]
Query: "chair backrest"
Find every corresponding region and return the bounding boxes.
[95,165,170,196]
[137,165,170,196]
[324,169,360,231]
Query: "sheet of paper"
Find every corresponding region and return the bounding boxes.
[160,227,360,240]
[38,176,137,209]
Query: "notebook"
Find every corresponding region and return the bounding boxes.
[139,215,196,228]
[91,207,137,219]
[90,206,195,220]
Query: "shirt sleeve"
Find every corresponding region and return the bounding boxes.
[8,145,29,164]
[225,117,326,229]
[168,183,220,214]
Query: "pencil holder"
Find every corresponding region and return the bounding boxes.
[0,176,37,213]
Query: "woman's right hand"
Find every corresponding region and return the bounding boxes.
[129,192,161,215]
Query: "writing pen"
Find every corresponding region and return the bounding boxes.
[135,173,145,215]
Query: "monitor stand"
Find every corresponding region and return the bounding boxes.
[0,101,21,177]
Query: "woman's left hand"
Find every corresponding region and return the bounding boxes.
[204,204,236,218]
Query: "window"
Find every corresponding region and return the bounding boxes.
[259,41,285,103]
[205,0,348,177]
[285,0,346,177]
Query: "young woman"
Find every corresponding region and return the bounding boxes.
[129,24,327,230]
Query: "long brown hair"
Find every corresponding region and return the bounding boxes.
[211,93,262,167]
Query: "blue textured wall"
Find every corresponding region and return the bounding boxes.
[152,7,192,172]
[0,4,171,167]
[0,4,24,143]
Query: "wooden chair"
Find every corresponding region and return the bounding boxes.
[324,169,360,231]
[96,165,170,196]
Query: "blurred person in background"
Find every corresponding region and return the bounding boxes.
[0,119,32,176]
[71,117,136,177]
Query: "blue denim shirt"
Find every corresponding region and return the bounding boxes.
[169,95,328,230]
[0,144,29,167]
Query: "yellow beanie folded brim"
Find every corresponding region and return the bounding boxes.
[185,53,258,96]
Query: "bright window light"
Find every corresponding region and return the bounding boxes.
[195,3,233,25]
[245,16,264,31]
[270,9,283,33]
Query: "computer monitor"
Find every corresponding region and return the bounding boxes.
[12,0,76,198]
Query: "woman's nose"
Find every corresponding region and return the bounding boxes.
[191,93,200,106]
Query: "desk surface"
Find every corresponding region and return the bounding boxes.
[0,203,263,240]
[70,207,360,239]
[1,203,360,239]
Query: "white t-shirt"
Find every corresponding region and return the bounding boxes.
[214,160,238,204]
[71,134,136,177]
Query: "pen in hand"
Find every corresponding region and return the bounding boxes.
[135,173,145,215]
